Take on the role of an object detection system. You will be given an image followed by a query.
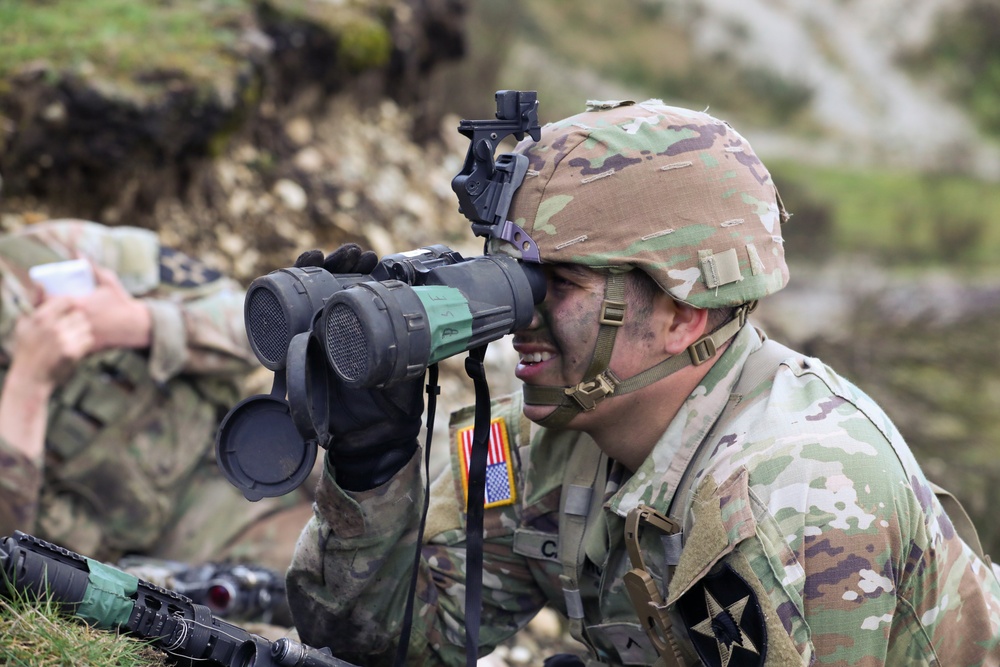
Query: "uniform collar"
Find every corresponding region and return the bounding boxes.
[606,324,763,519]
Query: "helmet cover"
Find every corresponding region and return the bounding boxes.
[495,99,790,308]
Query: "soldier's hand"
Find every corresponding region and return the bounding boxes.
[9,296,94,390]
[295,244,425,491]
[294,243,378,275]
[74,264,152,352]
[0,297,95,464]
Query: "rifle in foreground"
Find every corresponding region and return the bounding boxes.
[0,531,357,667]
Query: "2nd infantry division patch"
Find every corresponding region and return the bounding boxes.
[676,563,767,667]
[457,417,516,508]
[159,247,222,287]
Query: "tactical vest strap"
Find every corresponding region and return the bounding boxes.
[557,439,606,656]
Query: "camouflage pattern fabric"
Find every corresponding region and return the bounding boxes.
[287,324,1000,666]
[491,99,789,310]
[0,220,306,565]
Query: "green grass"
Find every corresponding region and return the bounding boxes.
[771,160,1000,271]
[0,0,248,87]
[0,589,168,667]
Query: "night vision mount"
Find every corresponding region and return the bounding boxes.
[451,90,542,261]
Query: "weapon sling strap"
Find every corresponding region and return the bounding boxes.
[622,331,796,667]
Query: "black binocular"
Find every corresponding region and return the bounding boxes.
[216,245,545,500]
[216,89,544,501]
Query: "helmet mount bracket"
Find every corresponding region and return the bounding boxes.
[451,90,543,260]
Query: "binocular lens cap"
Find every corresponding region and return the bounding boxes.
[215,394,317,501]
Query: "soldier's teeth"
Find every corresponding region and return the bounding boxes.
[520,351,553,364]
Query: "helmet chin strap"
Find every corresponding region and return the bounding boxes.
[522,273,755,429]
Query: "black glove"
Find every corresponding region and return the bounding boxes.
[294,244,425,492]
[294,243,379,275]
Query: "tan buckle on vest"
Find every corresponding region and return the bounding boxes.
[565,370,619,411]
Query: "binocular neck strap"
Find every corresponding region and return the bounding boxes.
[394,364,440,667]
[462,346,493,667]
[523,299,754,430]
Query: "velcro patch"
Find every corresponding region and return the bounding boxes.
[676,563,767,667]
[457,417,516,509]
[699,247,743,289]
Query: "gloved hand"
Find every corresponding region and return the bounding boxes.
[294,244,379,276]
[295,244,425,492]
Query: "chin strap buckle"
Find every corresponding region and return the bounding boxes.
[686,301,758,366]
[565,369,621,411]
[687,336,717,366]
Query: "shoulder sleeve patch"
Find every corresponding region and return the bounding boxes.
[457,417,516,509]
[159,246,222,288]
[676,563,767,667]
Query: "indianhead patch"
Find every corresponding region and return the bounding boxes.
[457,417,516,509]
[676,563,767,667]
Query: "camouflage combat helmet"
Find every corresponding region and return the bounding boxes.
[493,99,791,428]
[496,98,789,306]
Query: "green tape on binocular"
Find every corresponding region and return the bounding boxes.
[79,558,138,628]
[414,285,474,364]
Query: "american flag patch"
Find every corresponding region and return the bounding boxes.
[457,417,516,509]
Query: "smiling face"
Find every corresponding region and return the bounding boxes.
[512,264,668,427]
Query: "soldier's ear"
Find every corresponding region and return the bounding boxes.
[661,297,709,356]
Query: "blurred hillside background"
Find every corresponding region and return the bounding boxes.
[2,0,1000,662]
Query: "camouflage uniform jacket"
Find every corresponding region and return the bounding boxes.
[287,324,1000,666]
[0,220,293,563]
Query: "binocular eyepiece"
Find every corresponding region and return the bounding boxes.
[216,246,546,500]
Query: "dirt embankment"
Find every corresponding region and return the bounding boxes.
[0,0,470,284]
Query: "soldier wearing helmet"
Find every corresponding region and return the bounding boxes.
[286,100,1000,666]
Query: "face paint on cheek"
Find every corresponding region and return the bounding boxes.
[559,298,602,370]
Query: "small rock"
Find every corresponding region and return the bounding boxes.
[293,147,325,173]
[365,224,395,258]
[41,102,66,124]
[337,190,359,210]
[273,179,308,211]
[286,117,313,146]
[228,189,252,217]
